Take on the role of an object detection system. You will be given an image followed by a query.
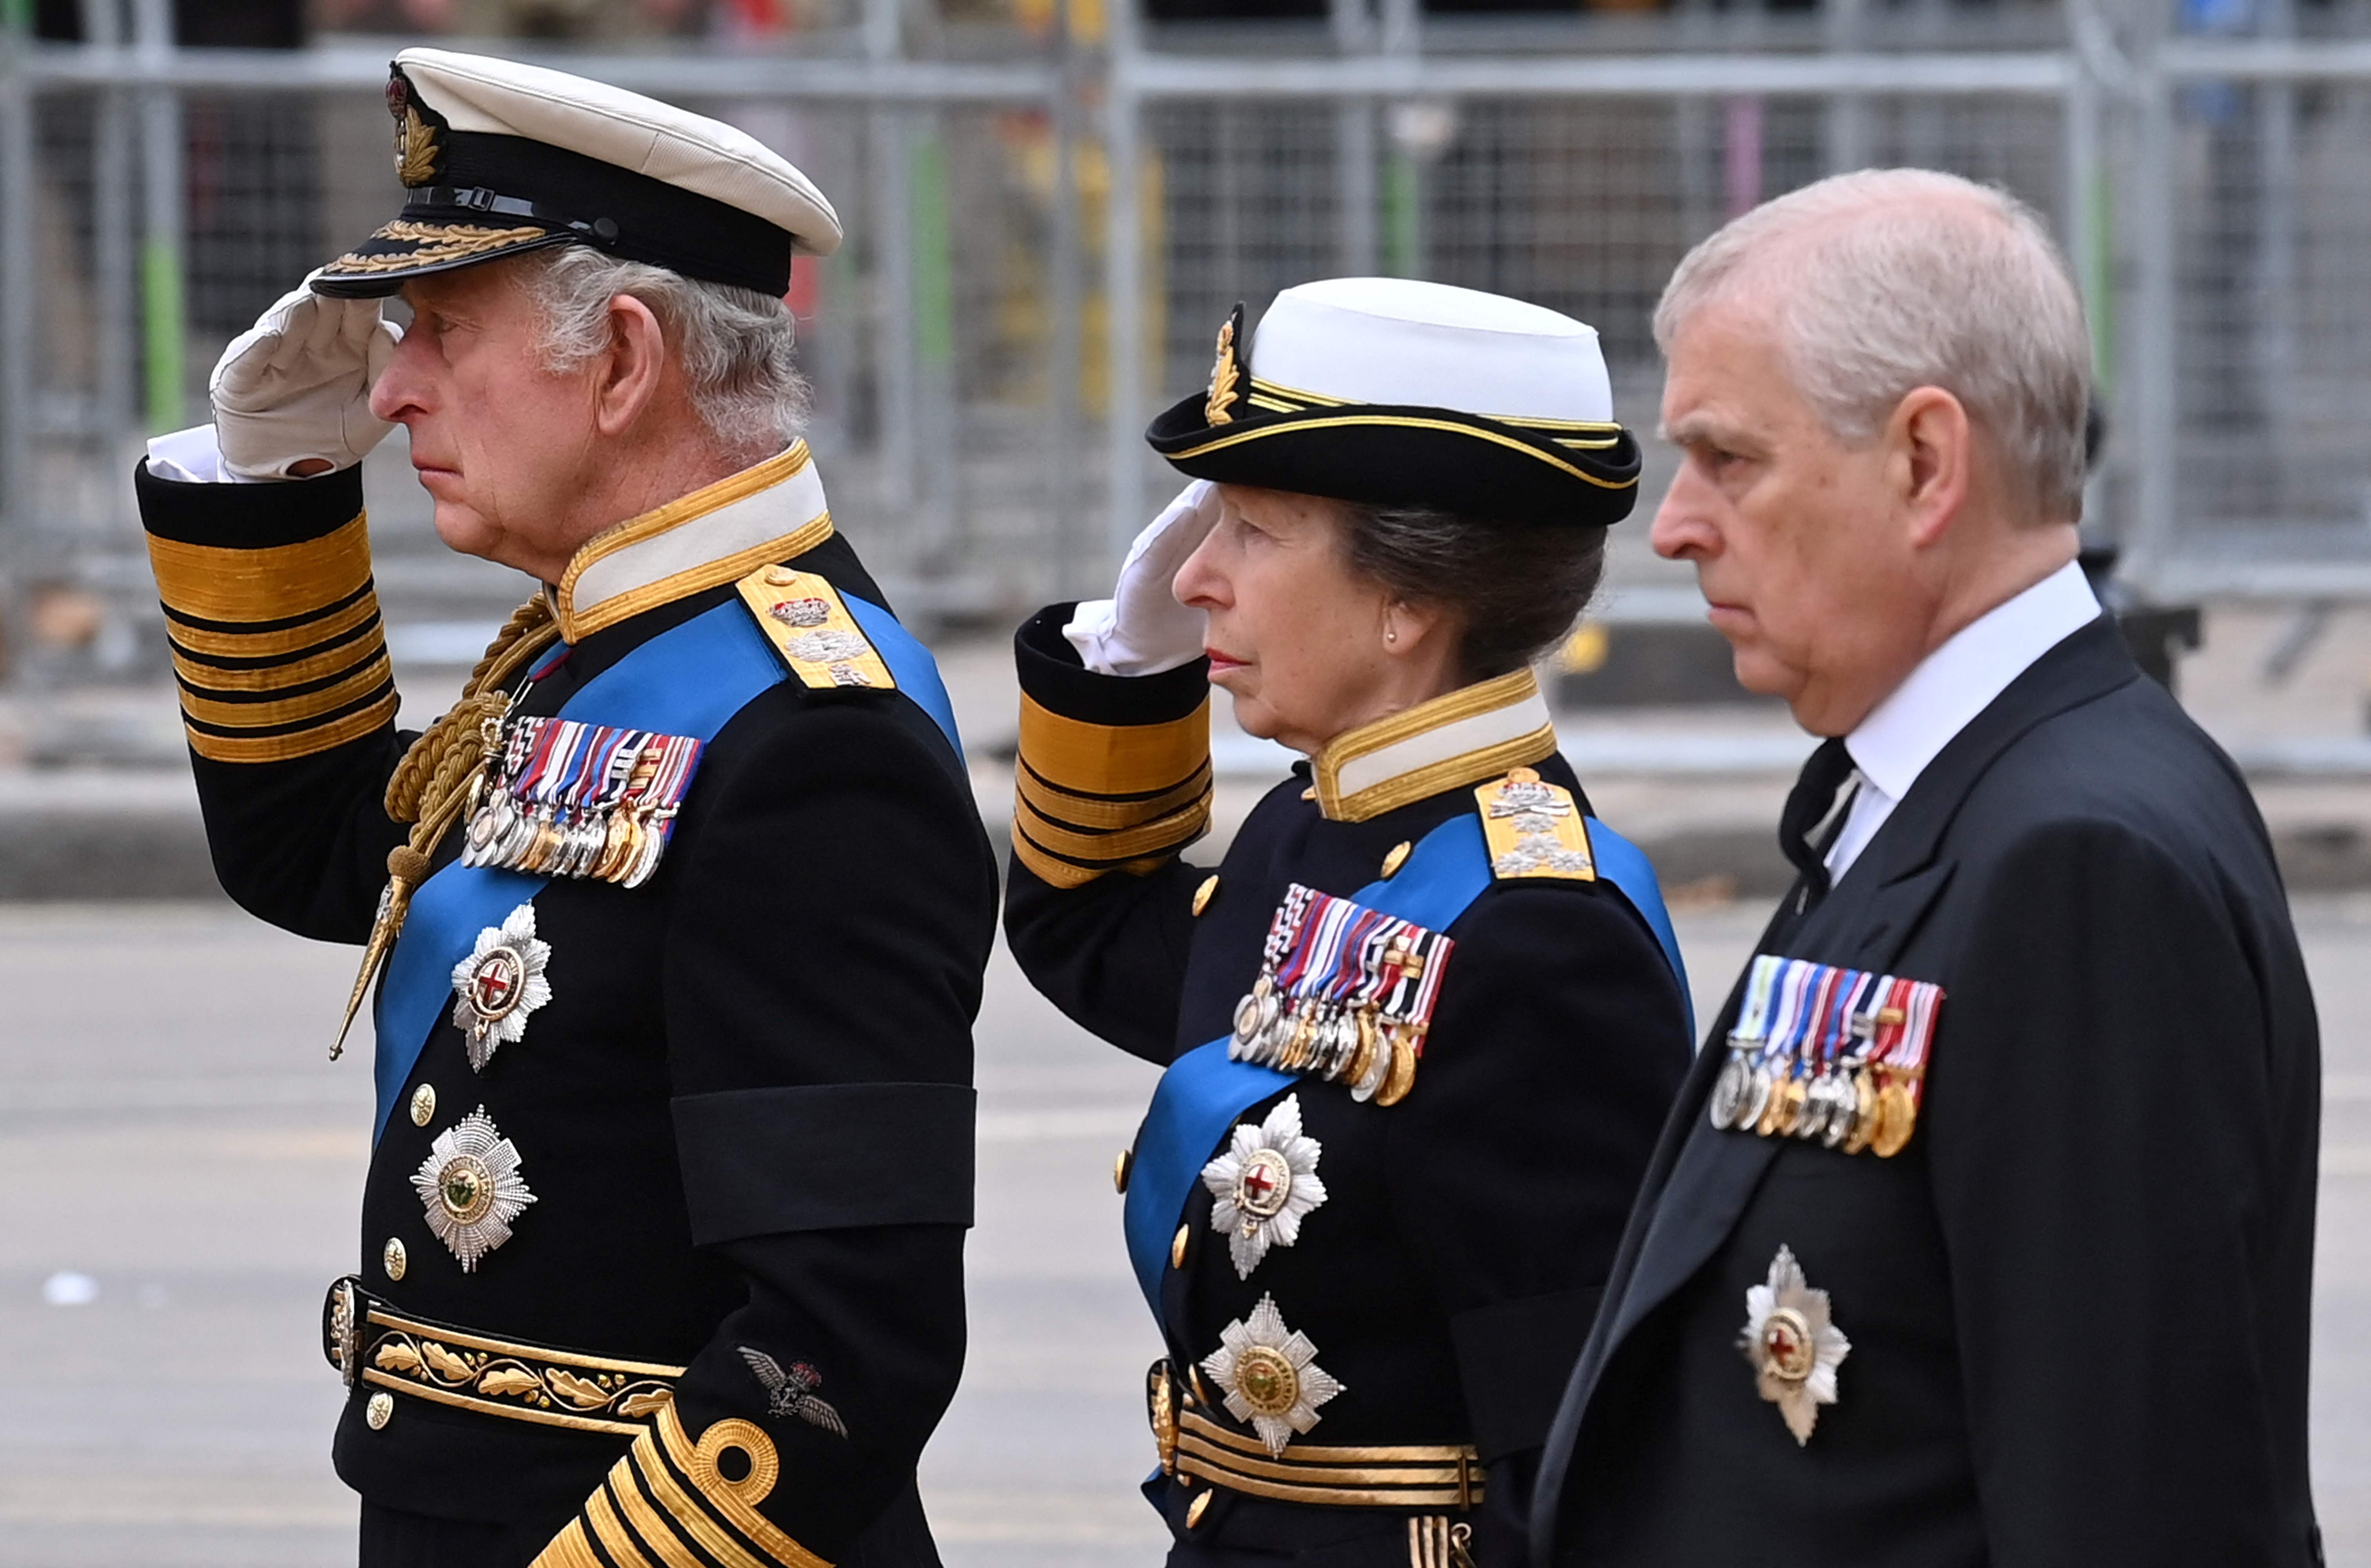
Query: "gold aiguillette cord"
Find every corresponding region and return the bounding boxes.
[330,789,468,1060]
[329,597,561,1060]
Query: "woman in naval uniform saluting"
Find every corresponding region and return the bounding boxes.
[1002,278,1695,1568]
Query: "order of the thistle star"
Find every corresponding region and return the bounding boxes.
[1200,1093,1327,1279]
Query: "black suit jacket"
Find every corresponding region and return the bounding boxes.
[1532,616,2322,1568]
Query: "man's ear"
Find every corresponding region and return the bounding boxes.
[1887,385,1972,549]
[592,292,667,439]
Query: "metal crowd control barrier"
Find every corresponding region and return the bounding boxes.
[0,2,2367,677]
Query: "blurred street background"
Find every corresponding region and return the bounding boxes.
[3,0,2371,1561]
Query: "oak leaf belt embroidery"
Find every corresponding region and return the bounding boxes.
[324,1278,683,1437]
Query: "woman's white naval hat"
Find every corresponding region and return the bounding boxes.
[1147,278,1641,528]
[313,47,841,300]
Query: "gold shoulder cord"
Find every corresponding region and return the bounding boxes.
[331,598,564,1059]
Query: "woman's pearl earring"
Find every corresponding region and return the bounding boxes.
[1385,627,1399,644]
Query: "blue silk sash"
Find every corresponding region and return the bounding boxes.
[370,592,957,1142]
[1120,811,1687,1310]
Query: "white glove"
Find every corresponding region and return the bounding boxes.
[1064,481,1224,677]
[210,276,403,481]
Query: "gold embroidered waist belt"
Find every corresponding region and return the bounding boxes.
[1150,1361,1482,1511]
[323,1276,684,1437]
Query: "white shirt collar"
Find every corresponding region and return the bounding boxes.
[1843,559,2102,805]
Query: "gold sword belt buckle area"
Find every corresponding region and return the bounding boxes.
[323,1276,685,1437]
[1169,1404,1484,1511]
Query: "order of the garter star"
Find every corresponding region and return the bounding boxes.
[1201,1094,1328,1279]
[1739,1244,1851,1444]
[450,902,553,1072]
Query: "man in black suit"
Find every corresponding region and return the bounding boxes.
[1532,167,2323,1568]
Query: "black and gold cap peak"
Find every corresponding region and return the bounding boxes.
[315,48,842,300]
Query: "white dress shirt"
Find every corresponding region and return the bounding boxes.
[1823,560,2103,881]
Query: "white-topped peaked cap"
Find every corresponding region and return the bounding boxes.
[314,47,840,299]
[1146,278,1640,528]
[1249,278,1613,424]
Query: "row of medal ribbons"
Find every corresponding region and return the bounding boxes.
[462,715,703,889]
[1228,882,1453,1108]
[1708,953,1945,1158]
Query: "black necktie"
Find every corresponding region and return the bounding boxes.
[1779,737,1858,906]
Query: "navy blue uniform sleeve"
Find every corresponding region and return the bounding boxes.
[1001,603,1217,1064]
[135,459,409,941]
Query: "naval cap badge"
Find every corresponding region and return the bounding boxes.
[1739,1244,1850,1445]
[1200,1094,1328,1280]
[450,902,554,1073]
[1200,1293,1345,1457]
[410,1107,537,1272]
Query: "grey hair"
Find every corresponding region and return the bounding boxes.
[1340,503,1609,683]
[515,245,812,464]
[1653,168,2091,520]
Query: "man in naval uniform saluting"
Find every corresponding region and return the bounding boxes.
[136,49,995,1568]
[1531,168,2324,1566]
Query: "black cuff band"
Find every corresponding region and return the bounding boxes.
[135,456,367,549]
[1015,604,1212,728]
[674,1083,976,1243]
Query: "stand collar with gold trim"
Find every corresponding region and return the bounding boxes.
[1310,667,1558,823]
[550,443,833,642]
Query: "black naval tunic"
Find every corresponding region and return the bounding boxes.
[1002,607,1692,1568]
[1532,616,2324,1568]
[137,447,996,1568]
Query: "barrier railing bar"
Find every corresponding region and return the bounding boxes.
[20,42,1060,102]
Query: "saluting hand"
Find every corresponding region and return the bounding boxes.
[1064,479,1224,676]
[210,276,402,481]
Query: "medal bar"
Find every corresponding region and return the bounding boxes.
[1227,883,1454,1107]
[461,715,704,888]
[1708,953,1943,1157]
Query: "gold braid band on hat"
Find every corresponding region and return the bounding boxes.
[332,597,563,1058]
[322,220,553,277]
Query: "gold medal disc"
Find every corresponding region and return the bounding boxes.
[1841,1069,1878,1155]
[1375,1036,1419,1107]
[1870,1083,1918,1157]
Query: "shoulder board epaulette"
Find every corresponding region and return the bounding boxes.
[1475,767,1596,882]
[736,565,897,693]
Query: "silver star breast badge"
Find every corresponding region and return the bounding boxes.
[1200,1093,1328,1279]
[1200,1292,1345,1456]
[409,1107,537,1271]
[449,902,554,1073]
[1739,1244,1851,1445]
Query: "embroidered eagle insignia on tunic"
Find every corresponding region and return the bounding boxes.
[738,1347,849,1437]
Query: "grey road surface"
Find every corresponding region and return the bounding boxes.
[1,897,2364,1567]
